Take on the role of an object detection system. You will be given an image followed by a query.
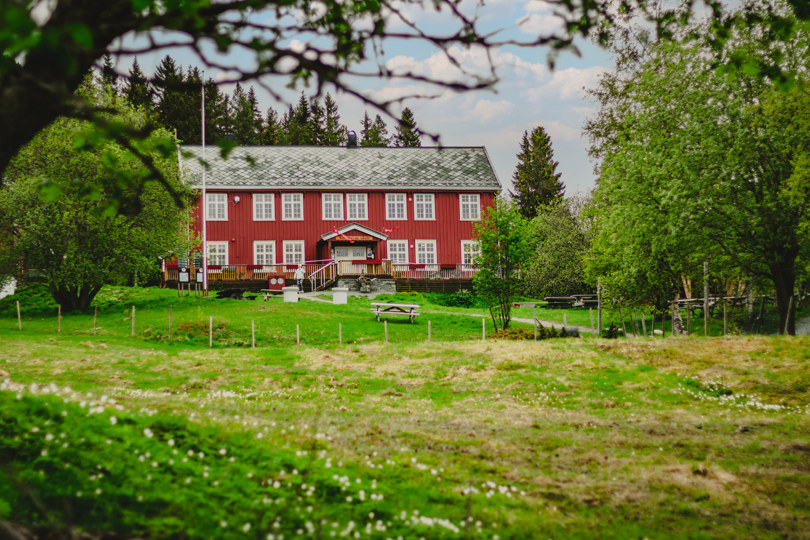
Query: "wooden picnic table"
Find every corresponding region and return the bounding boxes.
[543,296,577,308]
[370,302,420,323]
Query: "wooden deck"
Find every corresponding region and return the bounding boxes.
[162,262,475,291]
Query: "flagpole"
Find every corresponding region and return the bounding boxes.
[201,77,208,296]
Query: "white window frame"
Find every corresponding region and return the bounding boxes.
[283,240,305,265]
[321,193,344,220]
[206,193,227,221]
[282,193,304,221]
[415,239,437,265]
[253,241,276,266]
[385,193,407,220]
[461,240,480,268]
[346,193,368,221]
[387,240,408,264]
[207,241,228,266]
[253,193,275,221]
[414,193,435,221]
[460,194,481,221]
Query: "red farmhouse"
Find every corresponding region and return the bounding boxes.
[174,144,500,290]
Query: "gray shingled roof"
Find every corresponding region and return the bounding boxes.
[180,146,501,191]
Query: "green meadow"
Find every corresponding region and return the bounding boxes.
[1,286,809,538]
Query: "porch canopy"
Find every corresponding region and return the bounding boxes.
[320,223,388,262]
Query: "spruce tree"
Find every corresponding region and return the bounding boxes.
[394,107,421,147]
[231,83,262,144]
[361,112,389,146]
[284,93,315,145]
[153,56,191,141]
[100,54,119,95]
[309,98,325,144]
[260,107,282,145]
[322,93,347,146]
[125,58,153,111]
[510,126,564,220]
[203,78,230,144]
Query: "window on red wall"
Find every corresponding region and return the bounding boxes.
[322,193,344,220]
[415,239,437,265]
[282,193,303,220]
[386,193,407,220]
[460,194,481,221]
[253,193,275,221]
[206,193,227,221]
[414,194,434,220]
[387,239,408,264]
[347,193,368,220]
[283,240,305,264]
[254,241,276,265]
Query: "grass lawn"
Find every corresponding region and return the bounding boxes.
[1,286,809,538]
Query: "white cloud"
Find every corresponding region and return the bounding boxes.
[384,45,546,85]
[522,65,607,101]
[518,12,566,35]
[470,99,514,123]
[361,84,450,106]
[541,120,580,141]
[524,0,556,12]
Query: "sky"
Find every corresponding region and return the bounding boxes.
[113,0,615,198]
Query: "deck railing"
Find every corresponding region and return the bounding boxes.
[163,261,476,284]
[309,261,338,291]
[390,264,476,280]
[336,260,392,276]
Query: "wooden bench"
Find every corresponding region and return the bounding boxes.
[543,296,577,309]
[370,302,420,323]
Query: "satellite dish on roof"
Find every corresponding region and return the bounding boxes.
[347,131,357,147]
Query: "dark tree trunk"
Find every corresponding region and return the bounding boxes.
[0,0,138,177]
[51,285,102,312]
[770,264,795,335]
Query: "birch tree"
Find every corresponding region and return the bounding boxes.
[586,7,810,334]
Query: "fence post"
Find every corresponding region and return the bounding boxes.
[251,320,255,348]
[482,318,486,341]
[131,306,135,337]
[533,306,538,340]
[703,260,709,336]
[686,305,691,335]
[597,279,602,336]
[723,300,728,336]
[16,300,21,331]
[57,304,61,333]
[208,316,213,347]
[589,307,594,335]
[93,306,98,336]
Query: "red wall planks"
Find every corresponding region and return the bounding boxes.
[191,190,497,265]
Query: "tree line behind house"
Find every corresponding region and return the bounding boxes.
[104,55,422,149]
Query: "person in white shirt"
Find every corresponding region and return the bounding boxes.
[294,264,305,292]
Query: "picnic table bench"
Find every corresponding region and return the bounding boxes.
[543,296,577,309]
[370,302,420,323]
